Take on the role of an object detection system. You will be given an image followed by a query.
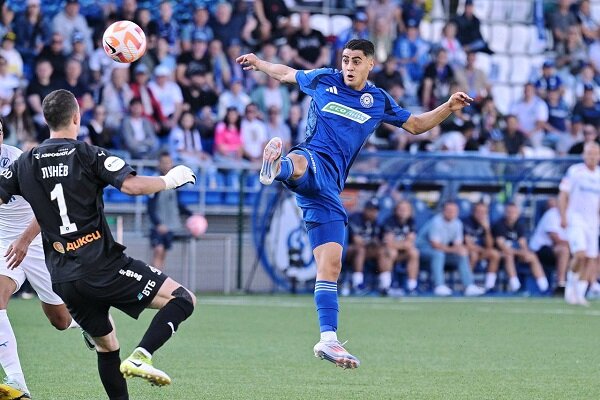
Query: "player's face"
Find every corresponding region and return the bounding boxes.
[341,49,374,90]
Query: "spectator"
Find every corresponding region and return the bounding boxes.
[181,6,214,53]
[454,51,490,103]
[334,12,370,67]
[26,59,58,133]
[13,0,50,80]
[544,86,571,144]
[379,200,420,294]
[501,115,528,155]
[535,61,563,100]
[367,0,401,35]
[181,67,218,117]
[147,36,177,73]
[556,25,587,75]
[69,31,90,84]
[89,33,122,87]
[147,152,193,270]
[288,103,307,145]
[250,76,291,120]
[346,198,385,294]
[252,0,290,44]
[37,31,66,80]
[463,202,502,292]
[420,48,454,111]
[478,96,502,145]
[568,123,599,154]
[416,201,485,296]
[134,7,159,50]
[4,95,37,148]
[393,20,429,84]
[117,0,137,22]
[452,0,493,54]
[572,84,600,126]
[217,78,250,120]
[130,63,168,131]
[288,11,329,70]
[493,203,550,294]
[529,198,569,295]
[0,55,18,104]
[210,1,245,48]
[370,16,394,64]
[148,64,184,134]
[440,21,466,68]
[51,0,93,54]
[121,97,159,159]
[208,39,231,94]
[509,83,549,140]
[225,39,245,85]
[59,58,90,103]
[175,30,211,89]
[461,120,481,151]
[100,66,133,130]
[155,0,179,53]
[0,32,22,78]
[169,110,210,165]
[85,104,115,149]
[214,106,243,162]
[0,3,15,40]
[574,63,600,100]
[371,57,403,93]
[240,103,267,162]
[557,115,583,155]
[250,41,280,87]
[548,0,578,50]
[577,0,599,44]
[265,106,291,149]
[401,0,425,29]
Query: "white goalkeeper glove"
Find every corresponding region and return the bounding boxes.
[161,165,196,190]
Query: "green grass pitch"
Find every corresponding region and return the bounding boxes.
[7,296,600,399]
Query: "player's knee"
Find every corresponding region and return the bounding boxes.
[170,286,196,317]
[50,314,72,330]
[288,153,308,180]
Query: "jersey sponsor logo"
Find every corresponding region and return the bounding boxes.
[0,157,10,168]
[119,268,143,281]
[53,242,65,254]
[64,230,102,252]
[33,148,76,159]
[360,93,374,108]
[0,170,12,179]
[325,86,338,95]
[137,279,156,300]
[41,163,69,179]
[321,102,371,124]
[104,156,125,172]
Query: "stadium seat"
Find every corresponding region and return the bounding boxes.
[310,14,331,36]
[489,0,509,21]
[474,52,492,76]
[473,0,491,21]
[491,85,512,115]
[489,202,505,224]
[528,26,547,54]
[508,0,533,23]
[592,3,600,22]
[410,198,434,228]
[330,15,352,37]
[490,54,511,84]
[457,198,472,219]
[510,56,532,85]
[510,85,525,106]
[488,24,510,53]
[480,22,491,43]
[508,25,531,54]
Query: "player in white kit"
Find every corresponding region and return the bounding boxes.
[0,124,88,400]
[559,142,600,306]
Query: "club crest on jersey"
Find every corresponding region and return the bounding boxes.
[322,102,371,124]
[0,157,10,168]
[360,93,374,108]
[104,156,125,172]
[53,242,65,254]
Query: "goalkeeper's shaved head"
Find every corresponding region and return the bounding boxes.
[42,89,79,132]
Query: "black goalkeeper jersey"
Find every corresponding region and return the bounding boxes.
[0,138,136,283]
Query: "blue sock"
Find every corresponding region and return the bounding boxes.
[275,157,293,181]
[314,281,338,333]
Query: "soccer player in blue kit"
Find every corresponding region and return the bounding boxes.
[237,39,473,369]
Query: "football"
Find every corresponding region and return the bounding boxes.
[186,214,208,237]
[102,20,146,63]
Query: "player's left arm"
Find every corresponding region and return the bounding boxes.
[5,218,41,269]
[402,92,473,135]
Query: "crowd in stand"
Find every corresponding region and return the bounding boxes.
[1,0,600,165]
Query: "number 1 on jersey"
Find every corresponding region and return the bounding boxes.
[50,183,78,234]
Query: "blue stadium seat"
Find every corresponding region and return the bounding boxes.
[457,198,473,220]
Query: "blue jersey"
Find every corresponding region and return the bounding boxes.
[295,68,411,190]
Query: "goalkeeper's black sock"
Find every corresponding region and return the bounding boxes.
[97,349,128,400]
[138,296,194,354]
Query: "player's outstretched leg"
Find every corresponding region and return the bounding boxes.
[312,241,360,369]
[120,278,195,386]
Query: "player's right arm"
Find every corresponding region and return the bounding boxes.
[5,218,41,269]
[236,53,298,84]
[120,167,197,195]
[557,167,573,228]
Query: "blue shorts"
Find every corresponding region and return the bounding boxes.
[284,148,348,226]
[306,221,346,249]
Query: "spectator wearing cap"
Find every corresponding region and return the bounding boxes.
[288,11,329,70]
[130,63,168,131]
[346,198,387,295]
[100,67,133,130]
[543,85,571,144]
[181,6,214,53]
[240,102,267,162]
[0,31,22,78]
[568,123,599,154]
[252,0,290,44]
[217,78,250,120]
[548,0,578,51]
[121,97,160,159]
[416,200,485,296]
[509,83,549,141]
[535,61,563,100]
[401,0,425,33]
[148,64,183,135]
[572,83,600,126]
[440,21,466,68]
[13,0,50,80]
[557,115,584,155]
[454,52,490,103]
[69,31,91,85]
[181,64,218,116]
[155,0,179,53]
[51,0,93,54]
[176,30,212,89]
[334,12,370,68]
[393,19,429,85]
[452,0,493,54]
[250,76,291,121]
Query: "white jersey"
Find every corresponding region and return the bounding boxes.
[529,207,567,251]
[0,144,41,246]
[559,163,600,228]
